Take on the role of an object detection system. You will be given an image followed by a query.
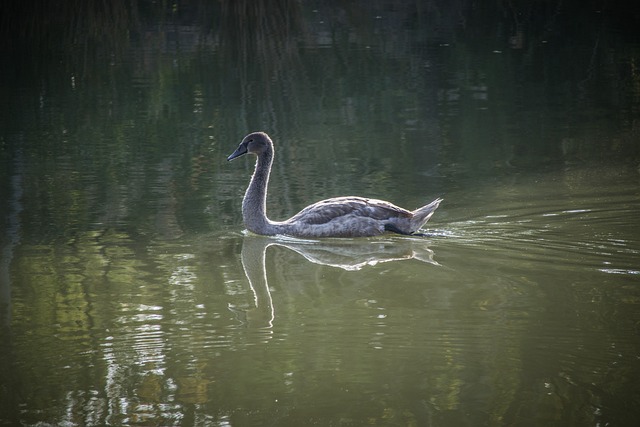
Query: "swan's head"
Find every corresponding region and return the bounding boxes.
[227,132,272,161]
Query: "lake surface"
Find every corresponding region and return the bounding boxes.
[1,2,640,426]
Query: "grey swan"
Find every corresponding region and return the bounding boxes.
[227,132,442,238]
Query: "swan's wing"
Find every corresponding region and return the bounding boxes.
[287,197,411,225]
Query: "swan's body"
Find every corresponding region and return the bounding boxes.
[227,132,442,238]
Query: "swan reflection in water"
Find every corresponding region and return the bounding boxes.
[229,235,439,328]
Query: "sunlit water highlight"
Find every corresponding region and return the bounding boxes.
[5,163,638,426]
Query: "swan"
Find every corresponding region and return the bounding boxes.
[227,132,442,238]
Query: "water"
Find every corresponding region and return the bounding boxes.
[1,2,640,426]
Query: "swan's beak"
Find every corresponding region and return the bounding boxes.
[227,144,248,161]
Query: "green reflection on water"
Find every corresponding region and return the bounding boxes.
[1,1,640,426]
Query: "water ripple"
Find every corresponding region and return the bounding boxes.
[439,200,640,276]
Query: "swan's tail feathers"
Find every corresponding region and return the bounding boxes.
[410,198,443,232]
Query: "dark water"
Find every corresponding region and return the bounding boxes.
[1,1,640,426]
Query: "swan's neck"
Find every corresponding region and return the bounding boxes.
[242,149,282,235]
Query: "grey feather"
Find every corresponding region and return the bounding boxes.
[228,132,442,238]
